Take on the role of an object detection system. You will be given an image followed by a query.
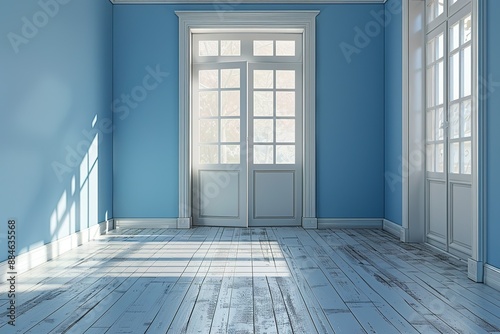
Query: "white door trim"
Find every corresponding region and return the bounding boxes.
[176,11,319,229]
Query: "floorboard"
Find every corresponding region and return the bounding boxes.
[0,227,499,334]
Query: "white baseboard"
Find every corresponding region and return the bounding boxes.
[484,264,500,291]
[0,219,114,282]
[382,219,405,240]
[302,217,318,229]
[468,258,484,282]
[317,218,383,229]
[115,218,178,229]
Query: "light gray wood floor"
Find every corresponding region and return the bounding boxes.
[1,227,500,333]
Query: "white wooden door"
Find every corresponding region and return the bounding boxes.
[192,62,248,227]
[425,2,473,259]
[248,63,302,226]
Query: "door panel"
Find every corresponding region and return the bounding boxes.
[449,182,472,257]
[427,180,447,248]
[198,170,241,218]
[253,171,295,218]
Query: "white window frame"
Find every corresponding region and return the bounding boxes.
[176,11,319,229]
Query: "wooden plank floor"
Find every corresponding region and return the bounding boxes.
[1,227,500,333]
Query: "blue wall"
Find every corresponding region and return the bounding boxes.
[486,0,500,269]
[384,0,403,225]
[112,3,386,219]
[0,0,113,261]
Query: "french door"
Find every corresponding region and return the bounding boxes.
[191,33,303,227]
[425,1,473,259]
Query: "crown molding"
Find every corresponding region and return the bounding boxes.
[110,0,386,4]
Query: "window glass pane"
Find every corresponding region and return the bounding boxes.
[221,40,240,56]
[254,70,274,89]
[199,40,218,56]
[463,15,472,44]
[254,40,273,56]
[221,119,240,142]
[427,109,435,141]
[276,145,295,164]
[449,103,460,139]
[276,119,295,143]
[221,69,240,88]
[462,100,471,137]
[254,119,274,143]
[276,70,295,89]
[276,92,295,117]
[199,119,218,143]
[199,70,218,89]
[427,144,435,172]
[436,143,444,172]
[450,22,460,51]
[221,145,240,164]
[221,91,240,116]
[462,141,471,174]
[254,145,273,164]
[199,91,218,117]
[276,41,295,56]
[200,145,218,164]
[254,91,274,116]
[463,45,471,97]
[450,53,460,101]
[450,142,460,173]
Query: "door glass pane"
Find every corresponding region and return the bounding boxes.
[276,92,295,116]
[276,70,295,89]
[221,91,240,116]
[437,108,444,140]
[276,41,295,56]
[437,0,444,16]
[436,143,444,172]
[463,45,471,97]
[450,142,459,173]
[463,15,472,44]
[200,119,218,143]
[254,119,274,143]
[199,70,218,89]
[254,91,274,116]
[254,145,273,164]
[427,39,435,64]
[199,41,218,56]
[462,141,471,174]
[276,119,295,143]
[437,60,444,105]
[427,109,435,141]
[450,22,460,51]
[276,145,295,164]
[221,145,240,164]
[437,33,444,59]
[462,100,471,137]
[221,69,240,88]
[449,103,460,139]
[199,91,218,117]
[221,119,240,142]
[450,53,460,101]
[427,0,436,24]
[254,41,273,56]
[427,67,435,108]
[427,144,435,172]
[254,70,274,89]
[200,145,218,164]
[221,40,241,56]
